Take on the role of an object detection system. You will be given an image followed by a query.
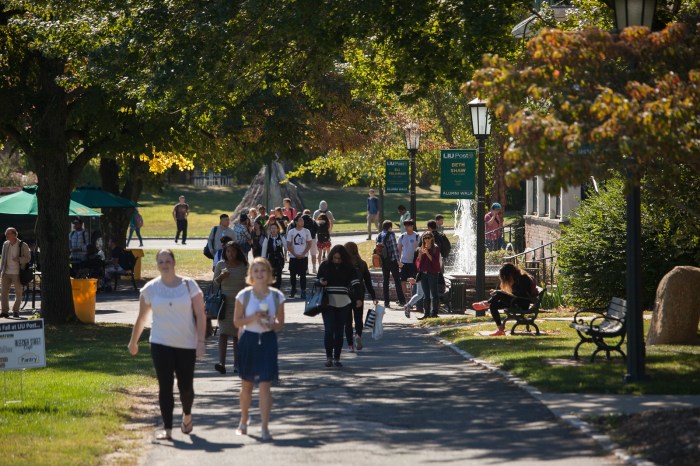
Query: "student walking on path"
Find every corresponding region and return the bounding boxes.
[127,249,206,441]
[127,208,144,247]
[416,232,441,320]
[376,221,406,309]
[317,245,362,367]
[173,195,189,245]
[212,242,248,374]
[344,242,377,352]
[286,215,312,299]
[261,223,286,291]
[233,258,285,442]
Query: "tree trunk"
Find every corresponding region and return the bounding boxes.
[33,59,75,324]
[99,157,139,247]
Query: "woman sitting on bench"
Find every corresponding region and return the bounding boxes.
[473,263,537,336]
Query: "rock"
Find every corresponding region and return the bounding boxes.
[646,266,700,345]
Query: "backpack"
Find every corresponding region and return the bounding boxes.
[134,212,144,228]
[373,234,389,265]
[434,231,451,259]
[119,250,137,271]
[203,226,218,259]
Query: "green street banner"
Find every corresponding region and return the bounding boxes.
[440,149,476,199]
[385,159,409,193]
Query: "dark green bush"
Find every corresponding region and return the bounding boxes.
[556,177,698,307]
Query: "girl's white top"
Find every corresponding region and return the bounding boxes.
[140,277,202,349]
[235,287,285,334]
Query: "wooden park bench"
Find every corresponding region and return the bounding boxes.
[569,297,627,362]
[502,286,545,335]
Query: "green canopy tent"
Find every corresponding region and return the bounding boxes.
[0,188,101,242]
[0,189,102,217]
[70,186,138,209]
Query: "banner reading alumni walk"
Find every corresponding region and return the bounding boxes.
[440,149,476,199]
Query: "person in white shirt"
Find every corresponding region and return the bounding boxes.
[233,257,285,442]
[128,249,206,441]
[285,215,312,299]
[0,227,31,318]
[398,219,420,285]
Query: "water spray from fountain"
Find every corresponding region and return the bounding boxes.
[452,199,477,275]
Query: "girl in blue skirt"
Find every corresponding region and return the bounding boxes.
[233,257,285,441]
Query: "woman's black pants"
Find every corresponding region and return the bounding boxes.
[322,306,348,360]
[151,343,196,430]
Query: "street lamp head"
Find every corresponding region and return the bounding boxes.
[404,122,420,151]
[614,0,656,29]
[468,98,491,138]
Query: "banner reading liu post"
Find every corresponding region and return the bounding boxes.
[440,149,476,199]
[0,319,46,371]
[385,159,409,193]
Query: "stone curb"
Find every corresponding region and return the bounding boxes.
[429,332,656,466]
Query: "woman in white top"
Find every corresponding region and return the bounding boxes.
[128,249,206,441]
[233,257,285,442]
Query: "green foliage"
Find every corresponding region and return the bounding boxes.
[555,178,698,307]
[541,275,567,309]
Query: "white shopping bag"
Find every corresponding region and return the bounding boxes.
[372,304,385,340]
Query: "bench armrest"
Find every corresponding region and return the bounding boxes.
[589,314,625,331]
[572,308,606,322]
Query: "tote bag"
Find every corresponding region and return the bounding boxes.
[204,285,225,320]
[304,283,328,317]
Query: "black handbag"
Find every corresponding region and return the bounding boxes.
[204,285,225,319]
[304,283,328,317]
[18,241,33,286]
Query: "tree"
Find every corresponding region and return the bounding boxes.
[467,21,700,227]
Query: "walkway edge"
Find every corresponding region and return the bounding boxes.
[429,333,656,466]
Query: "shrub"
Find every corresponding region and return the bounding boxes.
[556,178,697,307]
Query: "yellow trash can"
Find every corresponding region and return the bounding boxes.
[126,248,144,280]
[71,278,97,324]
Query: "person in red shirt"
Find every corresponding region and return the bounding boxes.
[416,233,442,320]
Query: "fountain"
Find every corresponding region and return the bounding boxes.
[446,199,501,313]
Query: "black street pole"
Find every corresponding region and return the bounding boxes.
[475,137,486,302]
[410,148,417,221]
[625,161,645,382]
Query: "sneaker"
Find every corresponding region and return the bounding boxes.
[366,237,372,240]
[472,301,490,311]
[489,329,507,337]
[333,360,343,367]
[383,302,391,309]
[325,358,333,368]
[289,290,296,298]
[182,242,187,245]
[13,311,19,318]
[300,291,307,299]
[312,266,317,273]
[0,313,8,318]
[214,363,226,374]
[355,335,363,351]
[404,306,411,319]
[348,345,355,353]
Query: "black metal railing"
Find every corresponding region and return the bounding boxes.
[503,239,558,288]
[486,223,526,253]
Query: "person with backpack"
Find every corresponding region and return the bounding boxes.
[1,227,31,318]
[127,208,144,247]
[261,223,286,290]
[397,219,420,285]
[206,214,235,266]
[344,242,377,352]
[375,220,406,309]
[425,219,451,296]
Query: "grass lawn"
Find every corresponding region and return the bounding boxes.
[0,324,154,466]
[136,183,509,237]
[428,312,700,395]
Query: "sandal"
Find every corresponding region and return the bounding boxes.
[155,430,173,441]
[181,418,193,434]
[236,423,248,435]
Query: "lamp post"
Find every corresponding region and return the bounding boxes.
[613,0,656,383]
[468,98,491,302]
[404,123,421,220]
